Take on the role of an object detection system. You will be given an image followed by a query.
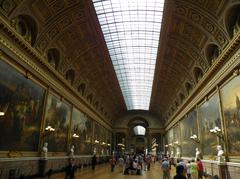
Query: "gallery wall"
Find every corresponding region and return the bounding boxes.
[165,74,240,160]
[0,59,112,156]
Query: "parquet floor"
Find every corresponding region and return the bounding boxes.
[47,163,176,179]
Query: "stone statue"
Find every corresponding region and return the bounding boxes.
[217,145,224,162]
[42,142,48,159]
[70,145,75,157]
[166,151,169,157]
[195,148,201,160]
[176,147,181,158]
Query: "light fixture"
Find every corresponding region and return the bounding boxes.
[117,143,125,147]
[190,134,200,143]
[45,125,55,132]
[72,133,79,138]
[173,141,180,145]
[95,140,99,144]
[0,103,9,116]
[210,126,224,139]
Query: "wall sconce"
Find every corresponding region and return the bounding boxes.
[173,141,180,146]
[210,126,224,139]
[168,143,173,147]
[45,125,55,132]
[72,133,79,138]
[43,125,55,140]
[107,143,111,146]
[0,103,9,116]
[190,134,200,143]
[94,140,99,144]
[117,143,125,147]
[165,144,169,148]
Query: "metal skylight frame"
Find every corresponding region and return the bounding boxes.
[92,0,165,110]
[133,125,146,135]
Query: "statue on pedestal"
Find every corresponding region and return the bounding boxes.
[70,145,75,157]
[217,145,225,162]
[166,151,169,157]
[42,142,48,159]
[195,148,201,160]
[176,147,181,158]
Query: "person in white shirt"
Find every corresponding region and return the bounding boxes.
[186,160,191,179]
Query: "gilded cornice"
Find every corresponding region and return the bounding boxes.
[0,15,112,130]
[166,32,240,130]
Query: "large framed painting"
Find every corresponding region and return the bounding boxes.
[0,60,45,151]
[71,107,92,155]
[173,124,180,156]
[44,93,71,152]
[99,125,106,155]
[107,130,112,155]
[168,128,174,155]
[173,124,180,144]
[94,122,101,154]
[221,76,240,155]
[180,110,198,157]
[198,92,221,158]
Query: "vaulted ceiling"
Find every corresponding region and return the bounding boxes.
[0,0,238,125]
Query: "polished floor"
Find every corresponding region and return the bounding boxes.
[47,163,176,179]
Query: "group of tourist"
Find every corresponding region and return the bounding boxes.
[106,153,157,175]
[161,157,204,179]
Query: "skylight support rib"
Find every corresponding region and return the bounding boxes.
[92,0,165,110]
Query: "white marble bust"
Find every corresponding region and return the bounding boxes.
[70,145,75,157]
[166,151,169,157]
[42,142,48,159]
[217,145,224,162]
[195,148,201,160]
[176,147,181,158]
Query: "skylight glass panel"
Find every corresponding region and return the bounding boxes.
[133,125,146,135]
[92,0,165,110]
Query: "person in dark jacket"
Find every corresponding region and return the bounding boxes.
[174,165,187,179]
[65,158,77,179]
[92,154,97,170]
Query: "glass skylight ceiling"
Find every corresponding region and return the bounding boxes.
[92,0,165,110]
[133,125,146,135]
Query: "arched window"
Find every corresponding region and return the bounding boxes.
[87,93,93,104]
[94,101,99,109]
[225,5,240,39]
[193,67,203,82]
[175,101,179,108]
[205,44,220,65]
[78,83,86,96]
[12,15,38,45]
[133,125,146,135]
[179,93,185,102]
[47,48,60,69]
[185,82,192,94]
[65,69,75,84]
